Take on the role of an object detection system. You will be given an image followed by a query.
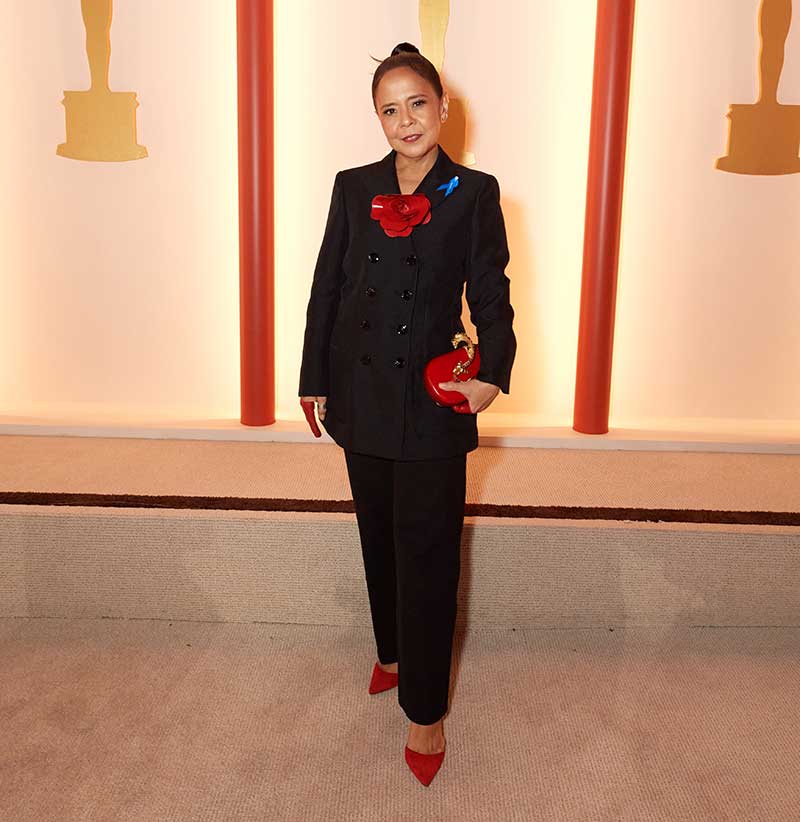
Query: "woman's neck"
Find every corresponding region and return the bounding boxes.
[395,145,439,193]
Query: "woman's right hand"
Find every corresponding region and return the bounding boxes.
[300,397,328,422]
[300,396,327,422]
[299,396,327,438]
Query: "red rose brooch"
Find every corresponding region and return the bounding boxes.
[370,194,432,238]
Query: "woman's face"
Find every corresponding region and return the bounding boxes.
[374,67,448,162]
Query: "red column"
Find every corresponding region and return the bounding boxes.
[237,0,275,425]
[573,0,636,434]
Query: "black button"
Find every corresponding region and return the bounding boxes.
[368,252,380,263]
[360,319,371,330]
[405,254,417,266]
[393,357,405,368]
[360,353,372,365]
[365,286,377,297]
[396,324,409,335]
[401,289,414,300]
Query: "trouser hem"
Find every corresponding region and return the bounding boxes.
[400,701,448,726]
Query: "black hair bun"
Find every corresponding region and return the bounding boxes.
[391,42,420,56]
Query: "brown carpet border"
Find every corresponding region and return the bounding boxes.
[0,491,798,526]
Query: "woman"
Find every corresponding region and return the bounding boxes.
[299,42,516,786]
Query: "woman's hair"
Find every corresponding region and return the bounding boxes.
[371,42,443,105]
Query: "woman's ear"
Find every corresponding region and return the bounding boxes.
[440,90,450,120]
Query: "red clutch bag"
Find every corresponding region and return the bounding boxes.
[423,332,480,412]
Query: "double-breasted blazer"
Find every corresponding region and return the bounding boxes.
[298,144,516,460]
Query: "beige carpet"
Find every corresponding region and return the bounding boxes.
[2,435,799,819]
[2,435,800,510]
[1,618,797,822]
[3,506,799,626]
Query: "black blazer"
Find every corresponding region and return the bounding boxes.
[299,144,516,460]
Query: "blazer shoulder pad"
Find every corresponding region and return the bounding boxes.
[337,160,383,181]
[451,164,498,191]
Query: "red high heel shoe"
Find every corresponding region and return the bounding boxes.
[404,743,446,786]
[368,661,398,694]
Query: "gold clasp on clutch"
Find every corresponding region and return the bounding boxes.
[451,332,475,380]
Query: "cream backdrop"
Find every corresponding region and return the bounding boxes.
[0,0,239,420]
[0,1,797,432]
[615,0,800,432]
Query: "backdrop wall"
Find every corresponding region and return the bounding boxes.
[0,1,797,433]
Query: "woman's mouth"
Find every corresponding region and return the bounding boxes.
[402,134,421,142]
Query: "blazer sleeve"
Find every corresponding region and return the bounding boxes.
[298,171,348,396]
[465,174,517,394]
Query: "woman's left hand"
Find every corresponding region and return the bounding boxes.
[437,378,500,414]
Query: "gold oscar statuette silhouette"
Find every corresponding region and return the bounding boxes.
[419,0,475,166]
[717,0,800,174]
[57,0,147,161]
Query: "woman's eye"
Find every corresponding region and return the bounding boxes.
[383,101,425,115]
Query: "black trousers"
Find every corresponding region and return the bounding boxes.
[344,448,467,725]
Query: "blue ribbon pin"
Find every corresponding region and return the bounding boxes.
[436,175,460,197]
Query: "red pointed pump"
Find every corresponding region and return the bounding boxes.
[368,661,398,694]
[404,744,446,786]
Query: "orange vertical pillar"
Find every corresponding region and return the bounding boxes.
[237,0,275,425]
[573,0,636,434]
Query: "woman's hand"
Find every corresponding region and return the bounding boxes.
[437,379,500,414]
[300,395,327,422]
